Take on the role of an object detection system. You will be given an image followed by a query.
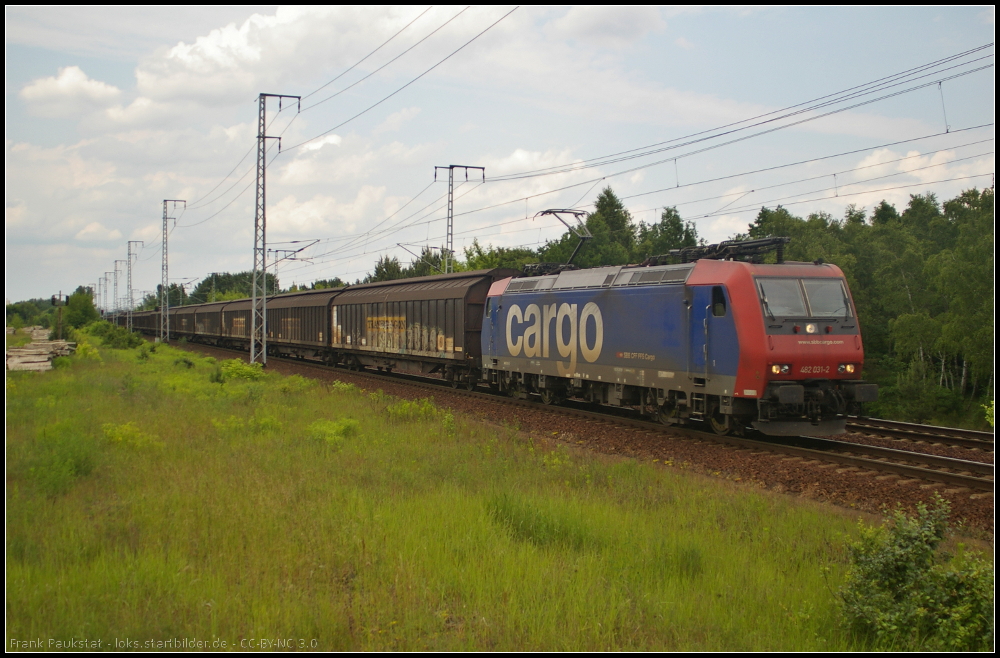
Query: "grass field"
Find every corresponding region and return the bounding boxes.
[6,340,869,650]
[6,328,33,349]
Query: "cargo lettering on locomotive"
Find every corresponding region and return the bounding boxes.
[505,301,604,375]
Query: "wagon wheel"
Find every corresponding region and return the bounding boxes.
[466,380,476,391]
[707,401,732,436]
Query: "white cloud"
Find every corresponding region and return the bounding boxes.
[6,200,29,227]
[100,97,175,127]
[130,224,162,242]
[279,137,427,186]
[133,7,427,106]
[549,7,666,49]
[675,37,695,50]
[7,140,118,190]
[705,214,749,242]
[4,7,273,60]
[268,186,388,237]
[301,135,342,152]
[373,107,421,135]
[20,66,122,117]
[75,222,123,241]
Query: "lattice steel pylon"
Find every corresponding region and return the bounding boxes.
[434,165,484,273]
[114,260,126,322]
[160,199,185,343]
[127,241,143,332]
[251,92,299,365]
[104,272,113,315]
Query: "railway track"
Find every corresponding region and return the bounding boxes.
[846,417,994,452]
[178,342,995,495]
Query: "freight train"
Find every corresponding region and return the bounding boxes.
[123,238,877,436]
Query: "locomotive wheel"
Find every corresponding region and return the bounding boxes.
[708,403,732,436]
[508,380,526,399]
[641,390,659,418]
[657,402,678,426]
[539,388,561,405]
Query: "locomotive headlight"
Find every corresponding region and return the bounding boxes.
[771,364,791,375]
[805,323,818,334]
[838,363,856,374]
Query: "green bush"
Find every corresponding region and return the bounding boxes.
[85,321,144,349]
[306,418,360,449]
[839,497,994,651]
[220,359,265,381]
[386,397,439,422]
[329,380,358,393]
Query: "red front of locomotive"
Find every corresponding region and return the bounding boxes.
[690,259,878,435]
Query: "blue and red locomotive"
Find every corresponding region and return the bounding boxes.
[125,238,877,436]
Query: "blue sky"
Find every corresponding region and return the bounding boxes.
[5,6,995,304]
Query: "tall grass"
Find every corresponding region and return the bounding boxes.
[7,343,866,650]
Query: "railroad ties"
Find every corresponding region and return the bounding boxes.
[6,326,75,372]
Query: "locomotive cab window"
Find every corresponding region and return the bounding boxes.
[757,278,806,317]
[711,286,727,317]
[802,279,853,317]
[757,277,853,318]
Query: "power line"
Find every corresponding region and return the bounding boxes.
[305,180,484,263]
[610,146,995,212]
[168,7,511,233]
[486,44,994,182]
[683,173,994,220]
[482,63,995,192]
[177,10,435,215]
[240,42,993,249]
[279,170,995,283]
[279,129,994,272]
[302,6,434,101]
[283,6,519,152]
[176,141,282,228]
[437,121,995,226]
[616,127,994,203]
[171,44,992,247]
[302,7,469,112]
[288,128,994,275]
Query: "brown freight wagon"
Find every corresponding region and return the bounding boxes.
[265,289,341,359]
[328,269,517,385]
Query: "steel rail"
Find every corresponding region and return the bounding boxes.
[846,417,994,451]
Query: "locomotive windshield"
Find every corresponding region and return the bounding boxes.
[757,277,852,318]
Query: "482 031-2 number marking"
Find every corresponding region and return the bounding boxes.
[800,365,830,374]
